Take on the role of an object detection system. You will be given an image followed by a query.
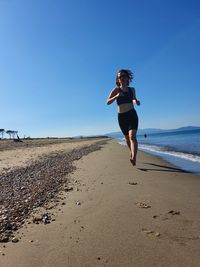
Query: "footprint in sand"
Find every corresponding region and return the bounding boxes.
[151,210,199,245]
[135,202,151,209]
[79,226,85,232]
[128,182,138,185]
[164,233,200,246]
[152,210,181,220]
[168,210,180,215]
[141,228,160,238]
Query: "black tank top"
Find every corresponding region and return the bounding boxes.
[116,87,133,106]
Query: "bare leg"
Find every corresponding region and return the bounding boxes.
[125,134,132,158]
[129,129,138,165]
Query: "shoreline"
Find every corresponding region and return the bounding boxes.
[139,148,200,176]
[1,139,200,267]
[118,138,200,175]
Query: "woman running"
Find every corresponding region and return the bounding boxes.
[107,69,140,165]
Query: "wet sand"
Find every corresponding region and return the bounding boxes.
[0,139,200,267]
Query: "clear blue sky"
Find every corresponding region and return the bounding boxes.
[1,0,200,137]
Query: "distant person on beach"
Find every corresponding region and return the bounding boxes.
[107,69,140,165]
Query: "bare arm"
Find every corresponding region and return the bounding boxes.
[107,88,123,105]
[131,87,140,106]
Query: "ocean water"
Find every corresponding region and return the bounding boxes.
[117,129,200,175]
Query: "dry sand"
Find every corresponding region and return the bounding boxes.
[0,139,200,267]
[0,138,105,172]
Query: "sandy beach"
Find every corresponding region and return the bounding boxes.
[0,138,200,267]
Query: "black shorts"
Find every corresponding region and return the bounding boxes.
[118,109,138,136]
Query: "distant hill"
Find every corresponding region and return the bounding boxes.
[174,126,200,131]
[105,126,200,137]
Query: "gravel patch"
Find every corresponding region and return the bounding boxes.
[0,140,107,242]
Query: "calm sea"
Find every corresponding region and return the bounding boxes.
[117,129,200,175]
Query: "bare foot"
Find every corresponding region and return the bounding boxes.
[130,158,136,166]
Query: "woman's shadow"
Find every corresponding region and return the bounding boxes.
[138,163,190,173]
